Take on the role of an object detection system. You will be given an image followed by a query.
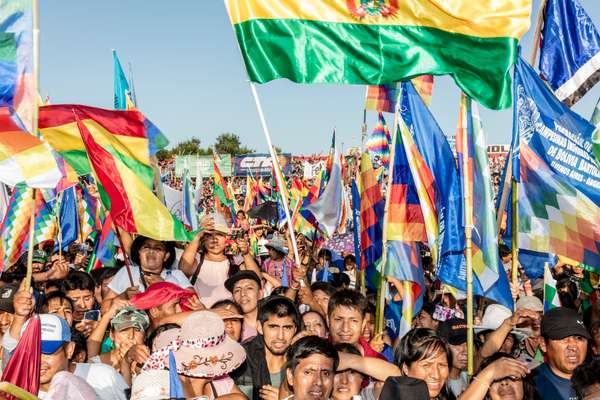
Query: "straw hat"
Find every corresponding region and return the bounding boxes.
[143,311,246,378]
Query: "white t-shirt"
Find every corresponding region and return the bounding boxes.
[193,259,232,308]
[73,363,129,400]
[107,266,192,295]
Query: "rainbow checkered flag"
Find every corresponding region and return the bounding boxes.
[544,264,561,313]
[365,84,399,113]
[513,58,600,270]
[365,113,391,168]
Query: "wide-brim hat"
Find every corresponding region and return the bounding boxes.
[265,237,288,255]
[143,311,246,378]
[130,235,176,268]
[131,370,170,400]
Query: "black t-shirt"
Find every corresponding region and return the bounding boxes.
[532,363,578,400]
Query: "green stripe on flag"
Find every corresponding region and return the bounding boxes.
[234,19,518,110]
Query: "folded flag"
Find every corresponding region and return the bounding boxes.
[225,0,532,110]
[113,50,133,110]
[384,121,427,338]
[89,212,119,271]
[39,104,154,189]
[213,153,236,222]
[75,111,191,241]
[591,96,600,165]
[304,141,344,237]
[359,153,384,290]
[539,0,600,106]
[456,94,501,291]
[366,113,391,169]
[411,75,434,106]
[182,169,198,231]
[512,57,600,269]
[0,108,63,189]
[0,0,32,130]
[544,263,561,312]
[365,84,399,113]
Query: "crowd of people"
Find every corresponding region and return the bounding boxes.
[0,203,598,400]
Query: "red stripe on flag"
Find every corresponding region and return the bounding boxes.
[74,111,137,232]
[39,105,146,138]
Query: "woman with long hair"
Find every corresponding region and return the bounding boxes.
[395,328,455,400]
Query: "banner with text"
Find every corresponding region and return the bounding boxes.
[175,155,232,178]
[233,153,292,177]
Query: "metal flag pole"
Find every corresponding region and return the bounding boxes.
[249,83,301,266]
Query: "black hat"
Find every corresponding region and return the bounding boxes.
[130,235,176,269]
[224,270,262,293]
[0,284,18,314]
[379,377,429,400]
[541,307,591,340]
[438,318,467,345]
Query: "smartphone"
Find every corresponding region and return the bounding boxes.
[83,310,101,321]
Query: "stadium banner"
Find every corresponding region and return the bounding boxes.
[233,153,292,177]
[175,155,233,178]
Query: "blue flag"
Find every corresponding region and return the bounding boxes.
[350,179,361,271]
[113,50,131,110]
[399,81,465,285]
[511,57,600,273]
[169,350,185,399]
[55,186,78,251]
[539,0,600,106]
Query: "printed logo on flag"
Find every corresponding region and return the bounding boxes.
[347,0,397,19]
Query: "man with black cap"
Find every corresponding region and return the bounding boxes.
[438,318,468,397]
[0,284,16,337]
[532,307,590,400]
[233,295,301,400]
[226,270,263,342]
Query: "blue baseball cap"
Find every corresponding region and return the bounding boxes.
[22,314,71,354]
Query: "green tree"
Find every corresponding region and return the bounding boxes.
[214,133,253,155]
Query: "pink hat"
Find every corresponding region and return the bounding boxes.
[143,311,246,378]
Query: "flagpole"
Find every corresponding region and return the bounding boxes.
[511,178,519,298]
[24,0,40,291]
[529,0,548,66]
[249,83,301,266]
[460,95,475,380]
[374,93,401,334]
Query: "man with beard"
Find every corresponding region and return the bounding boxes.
[234,295,300,400]
[226,270,263,341]
[532,307,590,400]
[284,335,338,400]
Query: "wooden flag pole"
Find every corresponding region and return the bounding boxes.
[460,95,475,380]
[374,92,401,334]
[249,83,301,266]
[24,0,40,291]
[530,0,549,66]
[511,178,519,300]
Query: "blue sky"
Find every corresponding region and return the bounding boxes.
[40,0,600,154]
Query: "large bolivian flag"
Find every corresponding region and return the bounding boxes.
[225,0,532,110]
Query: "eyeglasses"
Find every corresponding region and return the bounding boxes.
[140,245,166,253]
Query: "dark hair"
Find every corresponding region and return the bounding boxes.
[572,359,600,400]
[62,271,95,293]
[130,236,176,269]
[89,267,121,287]
[211,299,243,315]
[395,328,452,370]
[146,323,181,349]
[70,330,87,362]
[479,353,541,400]
[331,273,350,289]
[41,291,74,313]
[343,255,356,265]
[258,296,301,330]
[327,289,367,318]
[286,335,339,373]
[318,249,332,261]
[334,342,361,356]
[310,282,335,297]
[556,273,578,310]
